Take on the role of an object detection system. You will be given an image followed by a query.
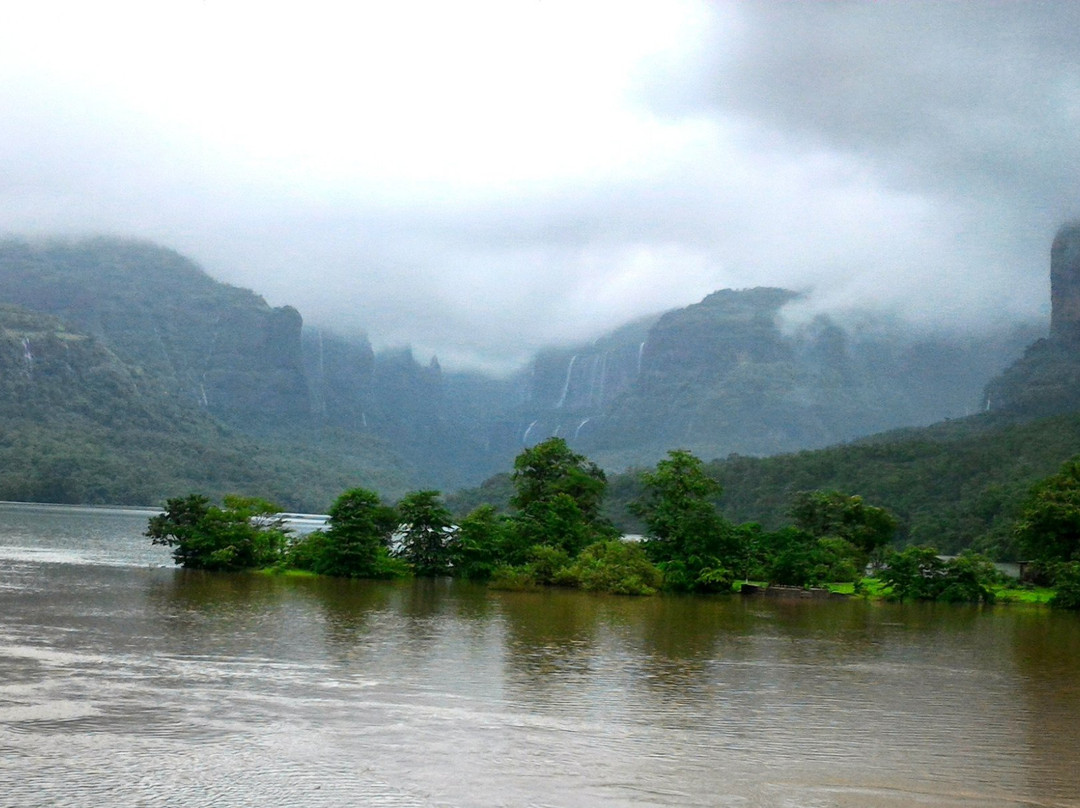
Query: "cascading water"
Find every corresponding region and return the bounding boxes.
[21,337,33,374]
[573,418,591,440]
[637,341,646,375]
[555,355,577,408]
[522,419,538,444]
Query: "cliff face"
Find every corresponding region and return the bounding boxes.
[0,239,310,426]
[502,287,1034,470]
[0,235,1045,496]
[985,222,1080,419]
[1051,222,1080,342]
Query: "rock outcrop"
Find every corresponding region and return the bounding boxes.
[1052,222,1080,342]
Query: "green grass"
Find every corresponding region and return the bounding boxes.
[992,584,1055,605]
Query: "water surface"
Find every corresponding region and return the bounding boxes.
[1,503,1078,807]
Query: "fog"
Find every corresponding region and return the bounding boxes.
[1,1,1076,372]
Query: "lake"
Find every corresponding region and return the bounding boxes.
[1,502,1078,807]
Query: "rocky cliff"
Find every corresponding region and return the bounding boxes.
[985,222,1080,419]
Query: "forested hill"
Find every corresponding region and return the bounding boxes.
[0,241,416,508]
[0,236,1050,510]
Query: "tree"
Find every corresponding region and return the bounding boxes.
[507,438,617,556]
[631,449,735,592]
[879,546,945,601]
[880,546,998,603]
[446,504,506,580]
[760,527,861,587]
[396,490,453,577]
[557,539,663,596]
[511,437,608,524]
[1014,458,1080,565]
[790,490,897,558]
[147,493,288,571]
[317,487,400,578]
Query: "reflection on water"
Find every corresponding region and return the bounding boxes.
[1,505,1079,807]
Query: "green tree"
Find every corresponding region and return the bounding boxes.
[446,504,506,580]
[938,552,999,604]
[507,438,617,556]
[317,487,401,578]
[880,546,998,603]
[395,490,453,576]
[631,449,735,592]
[879,546,945,601]
[147,493,288,571]
[557,539,663,596]
[1050,561,1080,609]
[511,437,608,524]
[1014,458,1080,565]
[790,490,897,558]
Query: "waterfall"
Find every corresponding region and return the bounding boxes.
[21,337,33,373]
[317,328,325,379]
[573,418,591,439]
[556,355,577,408]
[587,354,602,408]
[522,419,538,444]
[637,341,646,375]
[596,353,608,407]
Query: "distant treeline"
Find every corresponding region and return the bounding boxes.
[150,436,1080,608]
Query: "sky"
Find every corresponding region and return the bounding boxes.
[2,1,1079,373]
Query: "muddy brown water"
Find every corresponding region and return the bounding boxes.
[1,502,1078,807]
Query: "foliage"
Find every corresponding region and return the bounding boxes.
[938,552,1001,604]
[1049,561,1080,610]
[316,488,401,578]
[879,546,998,603]
[758,527,861,588]
[880,546,946,601]
[556,540,663,595]
[511,437,607,520]
[631,449,736,592]
[632,450,732,560]
[507,438,618,556]
[487,564,541,591]
[790,490,897,557]
[1014,457,1080,564]
[395,489,453,576]
[576,410,1080,560]
[147,493,288,571]
[655,557,734,594]
[446,504,505,580]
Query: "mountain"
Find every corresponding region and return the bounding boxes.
[496,287,1036,470]
[0,234,1043,507]
[0,241,415,508]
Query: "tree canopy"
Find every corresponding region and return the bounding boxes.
[146,493,288,570]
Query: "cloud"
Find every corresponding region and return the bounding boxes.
[0,1,1074,371]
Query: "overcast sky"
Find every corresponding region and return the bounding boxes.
[2,1,1078,372]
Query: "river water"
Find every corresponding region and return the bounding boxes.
[1,502,1078,807]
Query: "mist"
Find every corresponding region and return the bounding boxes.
[1,1,1075,372]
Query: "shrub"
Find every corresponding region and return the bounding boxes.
[559,540,663,596]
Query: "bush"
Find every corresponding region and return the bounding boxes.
[881,546,999,603]
[1050,561,1080,609]
[656,556,734,594]
[939,552,1000,604]
[558,540,663,595]
[488,565,540,591]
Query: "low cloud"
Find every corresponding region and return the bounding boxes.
[0,2,1074,371]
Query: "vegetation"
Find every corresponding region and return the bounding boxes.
[879,546,1000,604]
[145,425,1080,608]
[631,449,736,592]
[146,494,289,571]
